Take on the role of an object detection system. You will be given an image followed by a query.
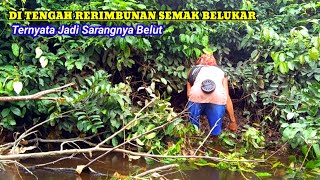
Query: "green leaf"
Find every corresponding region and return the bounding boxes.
[111,119,121,128]
[10,106,21,117]
[279,53,286,62]
[0,6,7,11]
[75,62,83,70]
[85,79,92,87]
[136,4,146,9]
[177,66,184,71]
[202,36,209,46]
[194,48,202,58]
[255,172,272,177]
[305,160,320,169]
[282,127,300,141]
[272,161,284,169]
[286,112,294,120]
[124,46,130,58]
[1,108,10,118]
[65,59,75,70]
[146,124,155,131]
[251,50,258,59]
[77,121,84,131]
[271,51,279,63]
[246,24,253,35]
[136,138,144,146]
[223,138,236,146]
[262,28,270,42]
[125,36,133,45]
[179,34,186,43]
[299,55,306,65]
[309,47,319,60]
[119,38,126,50]
[114,95,124,108]
[166,123,175,135]
[86,124,92,131]
[145,132,156,139]
[142,38,151,48]
[35,47,43,58]
[287,61,294,70]
[74,111,86,116]
[164,26,174,34]
[78,115,87,121]
[313,144,320,159]
[160,78,167,85]
[279,62,289,74]
[274,101,288,105]
[166,85,172,94]
[112,138,119,146]
[203,47,213,54]
[9,118,16,126]
[12,43,19,57]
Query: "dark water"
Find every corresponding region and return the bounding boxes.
[0,152,285,180]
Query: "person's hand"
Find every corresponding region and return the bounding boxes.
[228,121,238,131]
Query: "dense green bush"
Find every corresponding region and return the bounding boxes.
[0,0,320,168]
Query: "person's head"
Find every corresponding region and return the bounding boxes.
[196,53,217,66]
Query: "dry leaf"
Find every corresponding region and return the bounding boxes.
[75,165,86,174]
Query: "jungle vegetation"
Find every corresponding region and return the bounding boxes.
[0,0,319,179]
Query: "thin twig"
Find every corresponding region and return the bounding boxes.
[2,160,38,180]
[300,143,313,171]
[30,154,76,168]
[264,141,288,161]
[9,113,69,154]
[194,118,221,155]
[134,164,179,178]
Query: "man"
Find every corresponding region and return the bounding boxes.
[186,53,237,137]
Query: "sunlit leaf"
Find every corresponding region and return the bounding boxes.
[255,172,272,177]
[145,132,156,139]
[286,112,294,120]
[160,78,167,85]
[35,47,43,58]
[202,35,209,46]
[136,138,144,146]
[309,47,319,60]
[39,56,48,68]
[12,43,19,57]
[13,81,23,94]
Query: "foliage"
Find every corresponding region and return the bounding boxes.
[241,125,265,150]
[218,131,237,147]
[52,70,133,135]
[0,0,320,177]
[218,0,320,163]
[194,152,256,173]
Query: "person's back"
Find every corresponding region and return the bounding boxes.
[189,66,227,105]
[186,53,238,137]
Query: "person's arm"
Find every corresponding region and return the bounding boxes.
[187,70,191,98]
[222,77,238,131]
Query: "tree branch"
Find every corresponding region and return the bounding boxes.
[0,147,265,163]
[0,83,74,102]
